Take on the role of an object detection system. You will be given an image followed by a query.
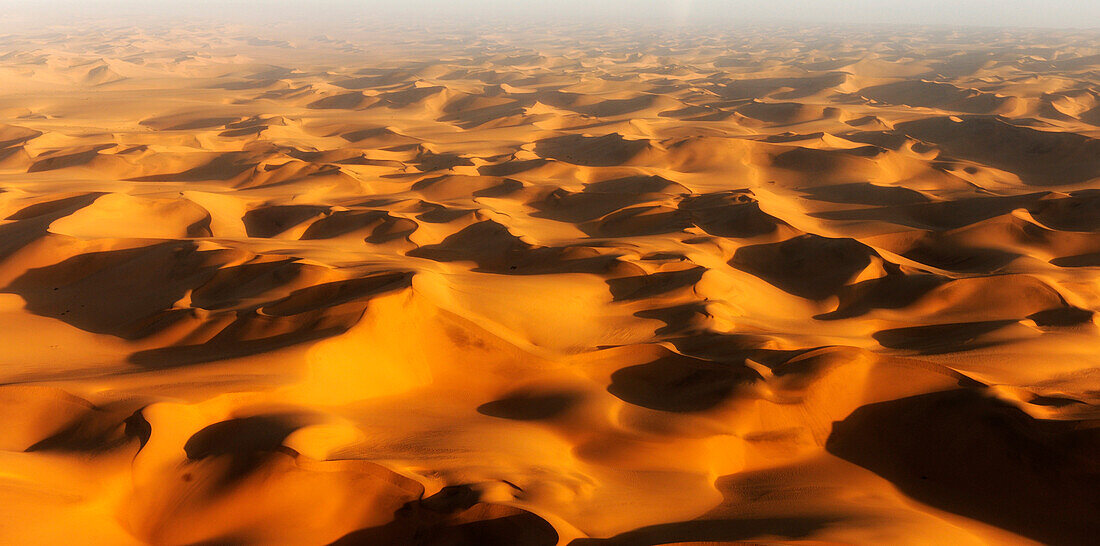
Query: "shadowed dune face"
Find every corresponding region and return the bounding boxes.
[330,485,559,546]
[478,390,583,421]
[826,389,1100,545]
[730,235,876,300]
[895,116,1100,186]
[0,20,1099,546]
[3,242,233,339]
[608,354,760,412]
[533,134,653,167]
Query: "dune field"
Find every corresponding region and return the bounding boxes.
[0,20,1098,545]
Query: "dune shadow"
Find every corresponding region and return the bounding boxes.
[128,151,262,182]
[0,193,103,261]
[710,72,847,100]
[27,403,145,453]
[243,204,330,238]
[815,273,948,320]
[581,205,692,238]
[0,242,226,339]
[895,116,1100,186]
[533,134,650,167]
[730,234,873,300]
[300,209,417,242]
[184,415,305,460]
[28,144,116,172]
[408,220,620,275]
[128,326,348,369]
[811,192,1045,231]
[872,320,1017,354]
[531,189,653,224]
[678,190,786,238]
[1027,307,1094,327]
[826,389,1100,545]
[568,516,838,546]
[1052,252,1100,268]
[329,485,558,546]
[607,354,759,412]
[897,239,1020,273]
[799,182,929,206]
[1029,190,1100,232]
[856,80,1013,114]
[131,271,412,368]
[634,302,712,335]
[183,414,310,489]
[478,391,581,421]
[606,267,705,301]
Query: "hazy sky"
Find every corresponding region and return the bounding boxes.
[3,0,1099,30]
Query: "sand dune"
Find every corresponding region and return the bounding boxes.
[0,21,1098,546]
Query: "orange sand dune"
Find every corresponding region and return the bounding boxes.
[0,22,1098,545]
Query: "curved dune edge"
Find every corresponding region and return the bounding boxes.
[0,22,1098,546]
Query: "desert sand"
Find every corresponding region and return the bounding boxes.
[0,20,1098,545]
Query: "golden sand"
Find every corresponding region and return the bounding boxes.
[0,22,1098,545]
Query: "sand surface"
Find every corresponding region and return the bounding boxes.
[0,21,1099,545]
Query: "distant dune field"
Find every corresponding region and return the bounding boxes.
[0,22,1098,545]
